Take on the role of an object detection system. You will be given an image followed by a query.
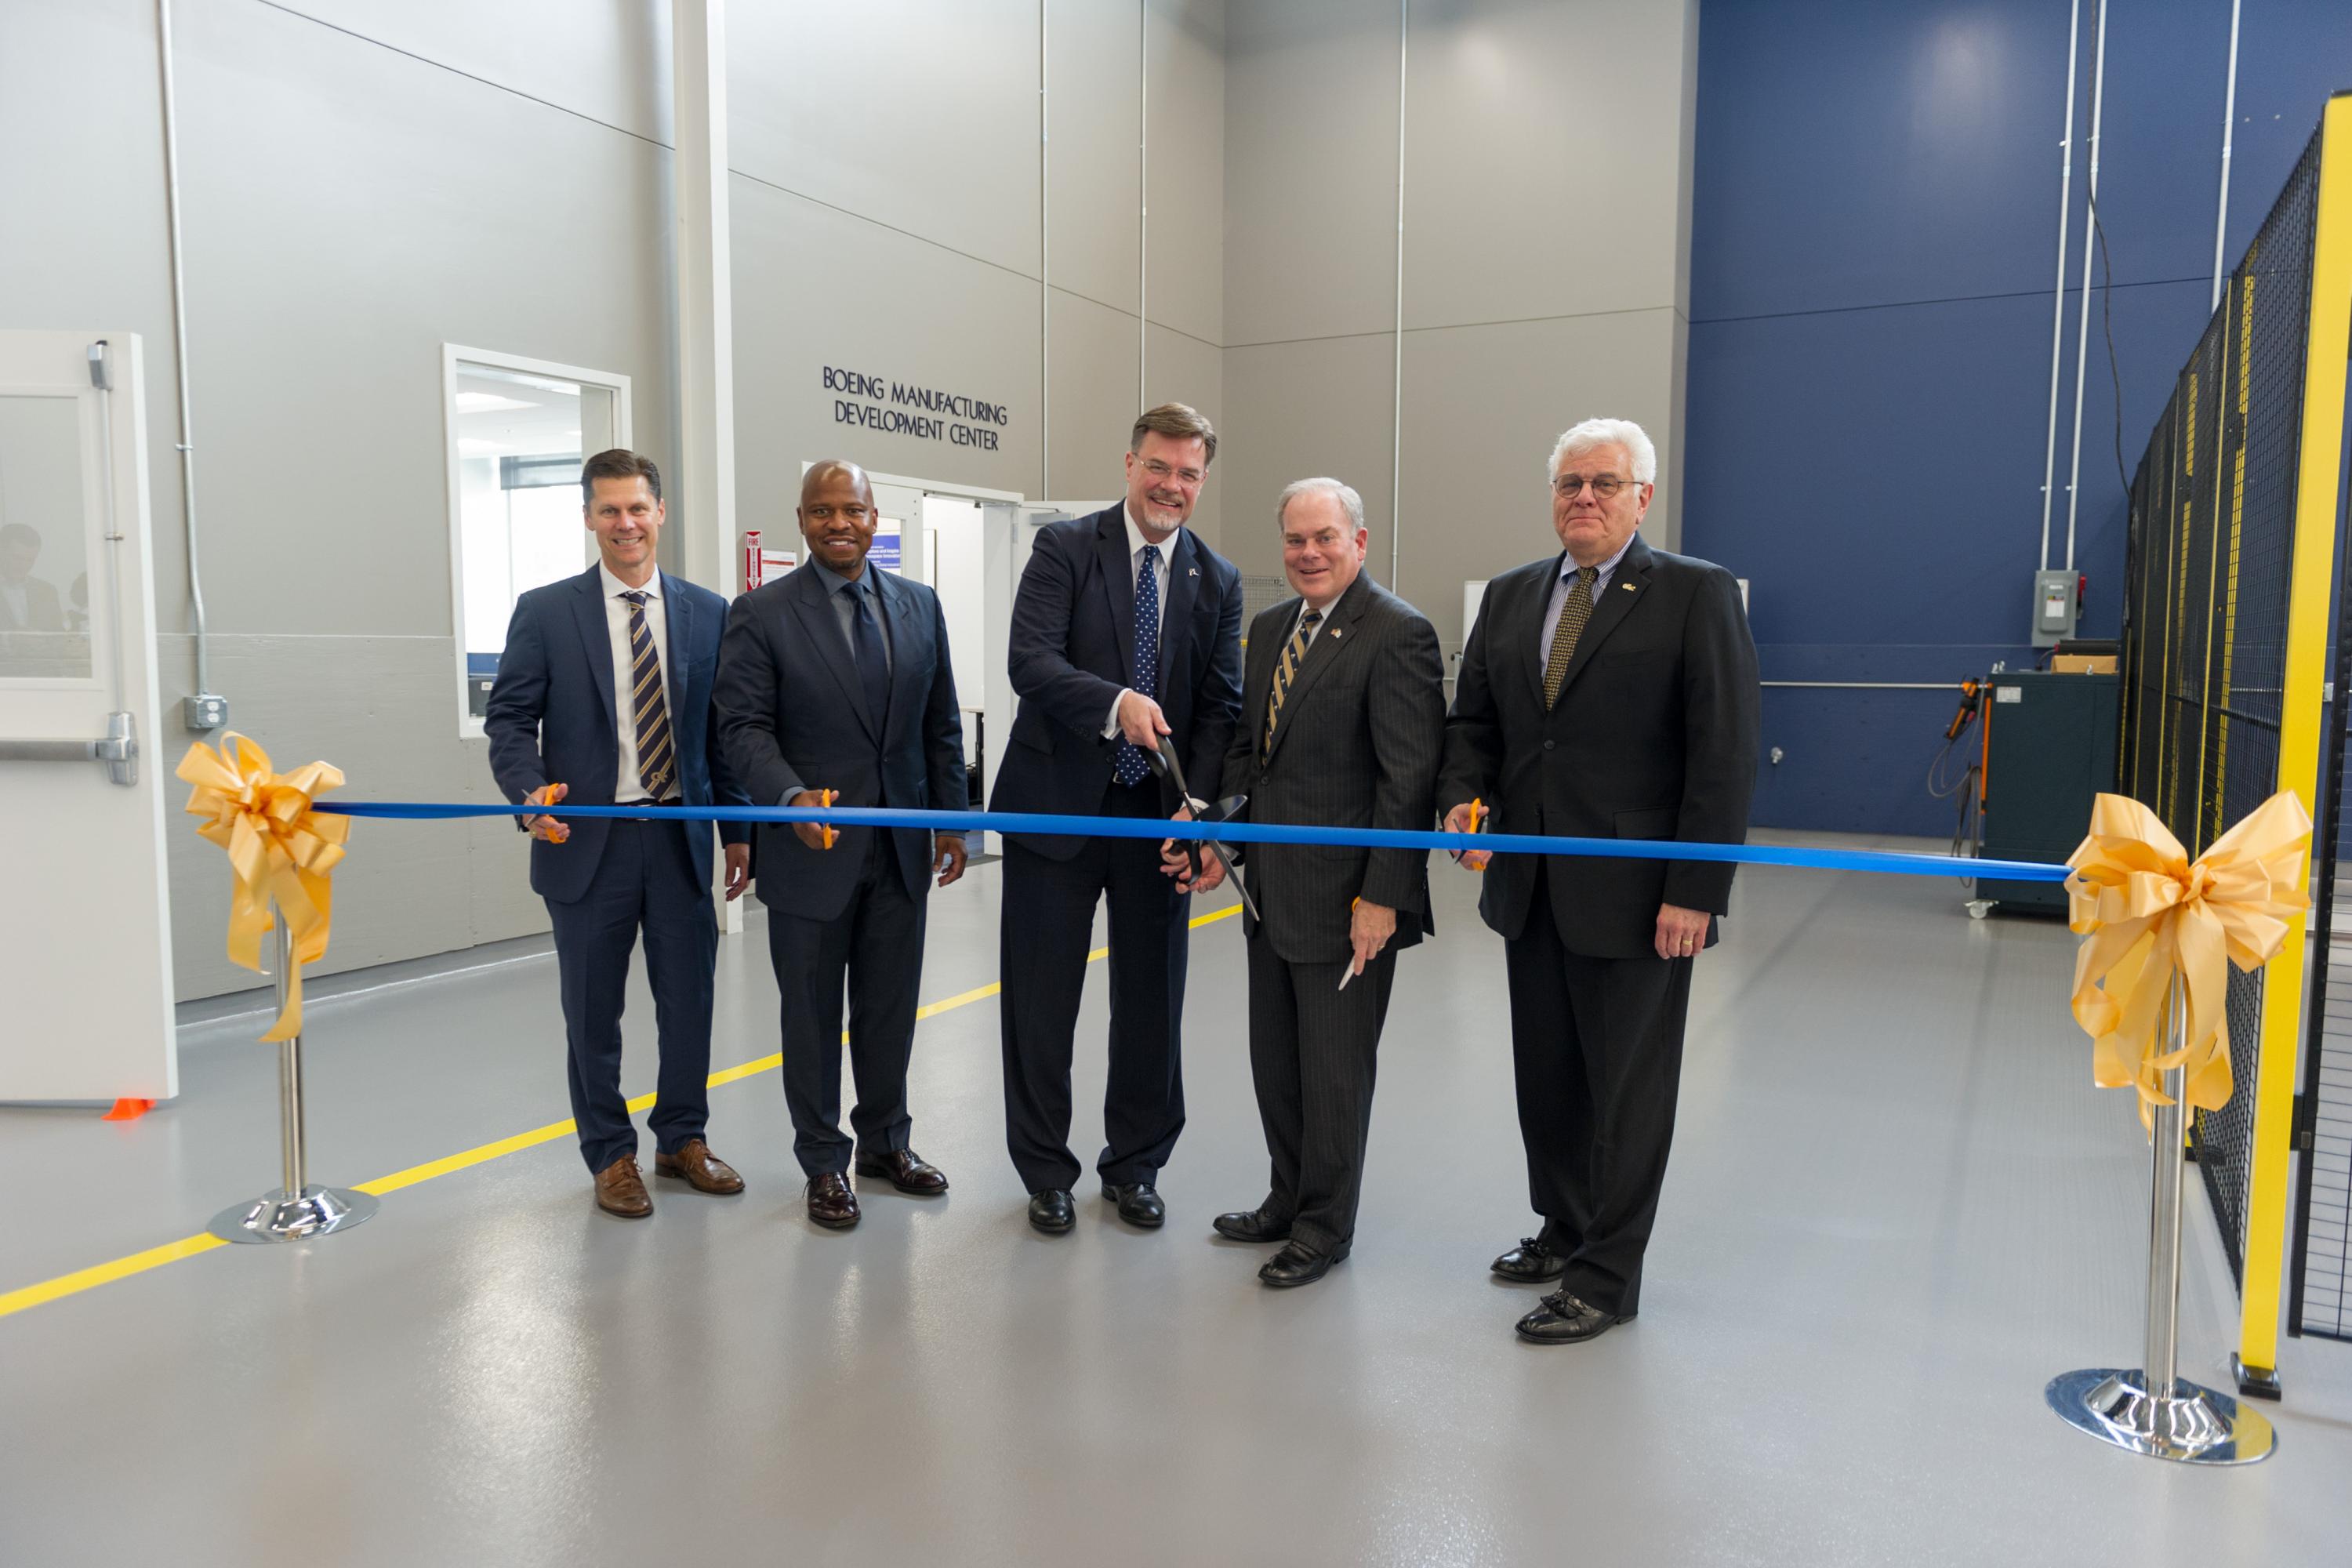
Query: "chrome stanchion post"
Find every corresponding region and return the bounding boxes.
[2048,970,2274,1463]
[207,900,379,1244]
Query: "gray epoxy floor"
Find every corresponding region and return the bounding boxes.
[5,833,2351,1566]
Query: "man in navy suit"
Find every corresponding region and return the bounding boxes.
[716,460,968,1232]
[485,448,753,1219]
[991,404,1245,1234]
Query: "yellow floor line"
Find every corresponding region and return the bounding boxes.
[0,902,1242,1322]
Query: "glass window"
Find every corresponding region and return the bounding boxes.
[445,351,627,731]
[0,393,96,681]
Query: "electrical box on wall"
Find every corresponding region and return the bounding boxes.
[2031,568,2078,648]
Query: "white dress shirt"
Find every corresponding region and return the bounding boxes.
[597,561,671,804]
[1102,504,1181,736]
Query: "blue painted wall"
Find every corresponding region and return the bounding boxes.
[1685,0,2352,836]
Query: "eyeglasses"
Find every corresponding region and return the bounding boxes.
[1141,458,1205,487]
[1552,473,1639,500]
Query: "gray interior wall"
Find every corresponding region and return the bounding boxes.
[5,0,679,1000]
[730,0,1227,550]
[6,0,1229,1001]
[8,0,1693,1001]
[1222,0,1700,665]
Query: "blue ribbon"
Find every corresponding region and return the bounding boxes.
[316,801,2071,884]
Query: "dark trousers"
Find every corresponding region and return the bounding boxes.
[1246,931,1395,1254]
[543,818,717,1174]
[766,830,927,1176]
[1505,861,1693,1316]
[999,778,1189,1192]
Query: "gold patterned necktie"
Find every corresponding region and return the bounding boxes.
[1541,566,1599,710]
[620,590,676,798]
[1262,607,1323,759]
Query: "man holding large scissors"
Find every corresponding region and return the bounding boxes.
[992,405,1246,1236]
[1172,477,1443,1287]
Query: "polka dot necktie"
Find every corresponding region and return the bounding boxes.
[1541,566,1599,710]
[1112,543,1162,786]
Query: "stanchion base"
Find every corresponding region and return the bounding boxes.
[2047,1368,2274,1464]
[2230,1353,2283,1402]
[207,1185,379,1244]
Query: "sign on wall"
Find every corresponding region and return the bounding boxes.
[822,365,1010,452]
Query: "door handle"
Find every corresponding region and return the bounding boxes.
[0,712,138,785]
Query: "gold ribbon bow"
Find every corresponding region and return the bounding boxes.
[2065,789,2310,1124]
[176,732,350,1041]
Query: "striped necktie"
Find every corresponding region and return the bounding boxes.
[1261,607,1323,760]
[619,590,675,799]
[1541,567,1599,710]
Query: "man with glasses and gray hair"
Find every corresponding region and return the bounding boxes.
[1439,416,1758,1343]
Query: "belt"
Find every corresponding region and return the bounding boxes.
[617,798,683,821]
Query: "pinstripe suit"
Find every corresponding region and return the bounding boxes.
[1218,572,1445,1254]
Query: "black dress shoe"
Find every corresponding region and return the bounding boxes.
[1490,1236,1567,1282]
[1102,1182,1165,1229]
[854,1149,949,1195]
[1515,1288,1632,1345]
[805,1171,861,1230]
[1213,1207,1291,1243]
[1028,1189,1076,1233]
[1258,1237,1349,1288]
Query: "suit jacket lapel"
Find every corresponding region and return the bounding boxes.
[568,567,619,738]
[786,565,881,745]
[1095,510,1137,685]
[873,568,923,737]
[1261,575,1368,768]
[1551,533,1654,706]
[659,571,691,715]
[1155,528,1200,699]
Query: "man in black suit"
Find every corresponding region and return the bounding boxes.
[1440,416,1758,1343]
[1171,478,1444,1287]
[716,461,968,1231]
[485,448,753,1218]
[992,404,1245,1234]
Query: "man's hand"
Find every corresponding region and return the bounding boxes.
[789,788,837,851]
[1349,898,1397,978]
[1655,902,1709,960]
[723,842,751,901]
[935,833,968,887]
[1160,803,1223,892]
[1115,689,1171,750]
[524,782,570,844]
[1443,800,1490,871]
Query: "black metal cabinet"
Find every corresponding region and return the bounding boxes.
[1976,672,2119,912]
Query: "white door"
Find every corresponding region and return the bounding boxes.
[0,332,176,1102]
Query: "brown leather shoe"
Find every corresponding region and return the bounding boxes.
[806,1170,861,1229]
[654,1138,744,1195]
[594,1154,652,1219]
[854,1148,949,1196]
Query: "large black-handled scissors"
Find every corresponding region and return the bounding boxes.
[1149,733,1261,923]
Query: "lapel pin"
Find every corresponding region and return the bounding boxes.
[1189,566,1199,576]
[1621,583,1636,592]
[1330,628,1343,638]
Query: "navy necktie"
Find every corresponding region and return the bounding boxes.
[1113,543,1162,786]
[850,579,890,731]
